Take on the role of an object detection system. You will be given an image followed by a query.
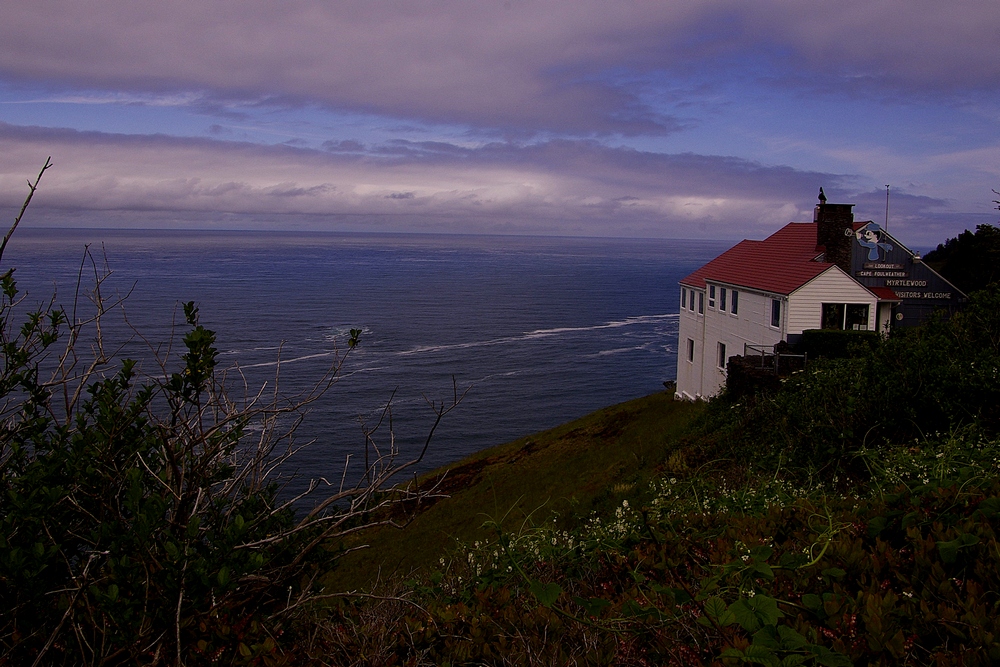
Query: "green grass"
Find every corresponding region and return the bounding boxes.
[328,391,704,589]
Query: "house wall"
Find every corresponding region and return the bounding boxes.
[787,266,877,334]
[677,267,877,400]
[677,283,786,399]
[676,286,705,399]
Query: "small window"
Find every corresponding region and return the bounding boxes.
[698,292,704,315]
[822,303,845,330]
[846,304,869,330]
[720,288,727,312]
[681,288,687,310]
[731,290,739,315]
[770,299,781,328]
[687,338,695,362]
[822,303,870,330]
[717,342,727,369]
[708,285,716,309]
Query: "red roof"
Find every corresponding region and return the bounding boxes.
[680,223,834,295]
[868,286,901,301]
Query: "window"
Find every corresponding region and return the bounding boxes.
[681,288,687,310]
[731,290,739,315]
[687,338,695,362]
[720,288,727,312]
[708,285,716,308]
[770,299,781,328]
[821,303,844,330]
[717,342,727,369]
[698,292,704,315]
[846,304,870,330]
[822,303,870,330]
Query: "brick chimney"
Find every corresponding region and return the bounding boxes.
[813,188,854,274]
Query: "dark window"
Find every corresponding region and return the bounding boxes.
[770,299,781,328]
[698,292,704,315]
[822,303,845,329]
[846,304,870,330]
[720,288,727,312]
[823,303,870,330]
[717,342,727,369]
[731,290,739,315]
[681,288,687,310]
[687,338,695,362]
[708,285,716,308]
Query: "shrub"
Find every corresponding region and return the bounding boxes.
[0,161,452,664]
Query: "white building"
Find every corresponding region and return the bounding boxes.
[675,192,963,400]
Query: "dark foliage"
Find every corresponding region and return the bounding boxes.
[923,223,1000,294]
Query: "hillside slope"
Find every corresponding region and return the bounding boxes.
[329,391,703,589]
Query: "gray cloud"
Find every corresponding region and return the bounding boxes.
[6,122,973,244]
[2,1,997,135]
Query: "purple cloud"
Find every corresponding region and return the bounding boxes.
[5,121,972,244]
[2,1,997,135]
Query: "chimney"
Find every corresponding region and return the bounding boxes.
[813,188,854,274]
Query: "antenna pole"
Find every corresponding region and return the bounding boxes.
[885,184,890,231]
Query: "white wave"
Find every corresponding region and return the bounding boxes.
[236,351,337,369]
[589,345,648,357]
[400,313,677,356]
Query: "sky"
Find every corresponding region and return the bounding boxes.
[1,1,998,245]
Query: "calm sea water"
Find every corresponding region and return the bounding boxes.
[4,229,728,491]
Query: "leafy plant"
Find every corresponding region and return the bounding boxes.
[0,161,458,664]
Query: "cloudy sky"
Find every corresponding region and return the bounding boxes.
[1,1,998,245]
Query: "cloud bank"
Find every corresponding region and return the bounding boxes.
[0,1,997,243]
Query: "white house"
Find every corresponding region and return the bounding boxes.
[675,192,964,400]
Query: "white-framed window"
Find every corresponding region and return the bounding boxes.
[720,288,727,312]
[821,303,870,330]
[731,290,739,315]
[698,292,704,315]
[717,342,727,369]
[681,287,687,310]
[770,299,781,328]
[708,285,716,309]
[687,338,695,362]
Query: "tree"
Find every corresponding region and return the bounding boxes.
[922,190,1000,294]
[0,161,458,665]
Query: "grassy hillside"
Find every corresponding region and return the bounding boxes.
[329,391,704,589]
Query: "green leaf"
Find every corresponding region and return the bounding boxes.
[753,561,775,581]
[937,533,980,564]
[730,595,784,632]
[743,643,781,666]
[867,515,888,537]
[777,625,810,650]
[976,497,1000,518]
[753,626,781,649]
[528,580,562,608]
[572,596,611,618]
[801,593,822,611]
[810,645,853,667]
[821,567,846,579]
[217,566,231,587]
[704,596,728,619]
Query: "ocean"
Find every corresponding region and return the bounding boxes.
[3,228,729,492]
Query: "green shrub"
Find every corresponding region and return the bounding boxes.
[0,163,448,665]
[797,328,879,360]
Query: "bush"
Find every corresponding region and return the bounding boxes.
[706,283,1000,478]
[797,328,879,360]
[0,161,452,664]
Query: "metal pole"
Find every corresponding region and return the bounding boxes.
[885,184,890,231]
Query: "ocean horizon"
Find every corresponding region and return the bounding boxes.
[4,227,731,494]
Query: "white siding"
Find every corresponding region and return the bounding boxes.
[696,285,785,397]
[787,267,877,334]
[676,287,705,399]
